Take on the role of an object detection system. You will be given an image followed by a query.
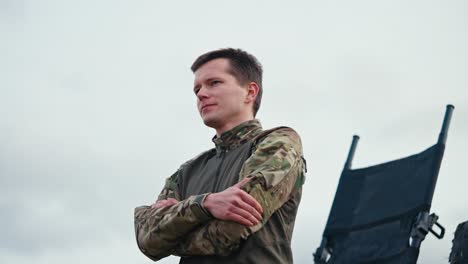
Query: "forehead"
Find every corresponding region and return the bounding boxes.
[194,58,233,83]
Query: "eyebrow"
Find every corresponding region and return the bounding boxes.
[193,77,221,91]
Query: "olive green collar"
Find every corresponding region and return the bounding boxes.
[212,119,263,151]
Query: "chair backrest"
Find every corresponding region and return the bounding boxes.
[314,105,454,264]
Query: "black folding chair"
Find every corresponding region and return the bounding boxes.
[314,105,454,264]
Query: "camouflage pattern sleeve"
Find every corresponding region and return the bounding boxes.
[134,171,212,261]
[173,127,306,256]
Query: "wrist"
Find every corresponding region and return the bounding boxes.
[201,193,214,218]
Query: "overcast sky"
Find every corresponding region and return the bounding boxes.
[1,0,467,263]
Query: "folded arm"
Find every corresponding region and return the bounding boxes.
[134,172,212,261]
[134,128,306,259]
[173,127,306,256]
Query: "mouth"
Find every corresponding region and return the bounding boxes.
[201,104,216,112]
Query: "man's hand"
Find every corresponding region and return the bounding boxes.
[203,177,263,226]
[151,198,178,209]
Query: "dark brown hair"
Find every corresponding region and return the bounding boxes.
[191,48,263,116]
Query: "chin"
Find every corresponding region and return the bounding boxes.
[201,116,222,129]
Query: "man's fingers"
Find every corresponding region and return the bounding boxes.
[234,196,262,221]
[226,210,256,226]
[239,190,263,214]
[151,199,178,209]
[234,178,263,214]
[151,200,167,209]
[204,182,264,225]
[166,198,178,204]
[151,202,162,209]
[230,215,254,227]
[232,201,262,224]
[234,177,252,188]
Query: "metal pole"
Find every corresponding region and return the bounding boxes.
[438,104,455,145]
[344,135,360,170]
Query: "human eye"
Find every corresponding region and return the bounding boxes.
[193,85,200,95]
[211,80,222,86]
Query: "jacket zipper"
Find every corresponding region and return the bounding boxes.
[213,149,226,192]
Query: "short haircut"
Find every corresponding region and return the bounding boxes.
[191,48,263,116]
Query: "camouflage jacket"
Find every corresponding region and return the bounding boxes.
[134,120,306,263]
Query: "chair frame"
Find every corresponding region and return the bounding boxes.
[314,105,454,263]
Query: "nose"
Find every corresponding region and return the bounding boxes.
[196,85,209,101]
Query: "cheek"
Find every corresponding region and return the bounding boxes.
[235,90,248,104]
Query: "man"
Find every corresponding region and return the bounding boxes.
[134,48,306,263]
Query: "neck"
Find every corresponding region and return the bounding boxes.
[215,116,254,137]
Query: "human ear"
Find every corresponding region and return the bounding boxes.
[245,82,259,103]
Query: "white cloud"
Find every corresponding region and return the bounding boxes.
[1,0,467,263]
